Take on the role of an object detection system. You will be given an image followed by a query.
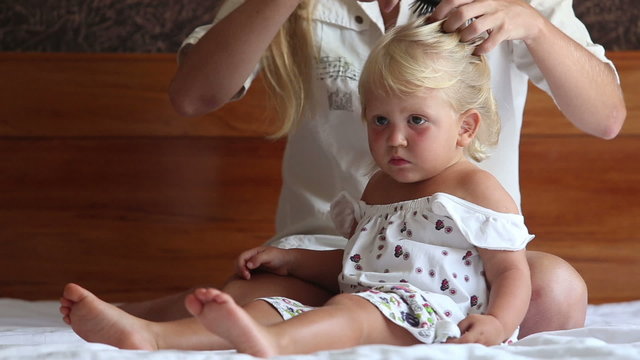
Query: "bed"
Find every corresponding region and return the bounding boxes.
[0,299,639,359]
[0,51,638,359]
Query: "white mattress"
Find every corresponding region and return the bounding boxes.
[0,298,639,359]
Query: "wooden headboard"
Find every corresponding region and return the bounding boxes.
[0,52,638,304]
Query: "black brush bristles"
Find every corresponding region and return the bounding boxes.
[410,0,441,17]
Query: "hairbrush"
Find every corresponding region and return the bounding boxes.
[410,0,441,17]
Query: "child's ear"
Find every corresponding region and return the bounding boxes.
[456,110,481,148]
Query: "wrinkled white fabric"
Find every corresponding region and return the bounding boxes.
[1,299,640,359]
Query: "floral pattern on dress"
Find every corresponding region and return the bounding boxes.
[335,192,532,343]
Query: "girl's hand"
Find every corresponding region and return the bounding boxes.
[429,0,545,54]
[236,246,293,280]
[446,314,506,346]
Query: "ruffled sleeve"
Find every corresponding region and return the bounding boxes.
[329,192,363,239]
[431,193,534,251]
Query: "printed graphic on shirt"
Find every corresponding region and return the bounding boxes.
[317,56,359,81]
[316,55,359,112]
[328,88,353,111]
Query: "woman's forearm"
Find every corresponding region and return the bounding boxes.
[525,17,626,139]
[169,0,302,116]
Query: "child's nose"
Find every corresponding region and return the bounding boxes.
[387,126,408,147]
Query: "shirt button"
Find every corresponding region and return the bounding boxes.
[355,15,364,24]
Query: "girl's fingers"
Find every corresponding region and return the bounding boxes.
[236,246,265,278]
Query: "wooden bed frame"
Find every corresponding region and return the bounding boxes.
[0,52,638,304]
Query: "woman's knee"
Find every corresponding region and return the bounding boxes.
[521,251,587,336]
[528,251,588,305]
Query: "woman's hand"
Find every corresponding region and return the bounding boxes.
[236,246,294,280]
[429,0,545,54]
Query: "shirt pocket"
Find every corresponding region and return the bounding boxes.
[312,1,371,33]
[312,1,372,70]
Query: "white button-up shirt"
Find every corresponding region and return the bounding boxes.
[182,0,615,250]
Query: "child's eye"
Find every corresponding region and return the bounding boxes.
[373,116,389,126]
[409,115,427,125]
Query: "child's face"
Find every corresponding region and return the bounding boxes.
[364,87,464,184]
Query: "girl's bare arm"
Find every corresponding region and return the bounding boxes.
[238,246,344,293]
[447,249,530,345]
[446,168,531,344]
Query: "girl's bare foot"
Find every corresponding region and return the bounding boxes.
[59,283,157,350]
[185,288,278,357]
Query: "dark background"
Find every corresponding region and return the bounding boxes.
[0,0,638,53]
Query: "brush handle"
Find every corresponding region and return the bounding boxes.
[410,0,441,17]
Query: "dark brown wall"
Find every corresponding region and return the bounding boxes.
[0,0,638,53]
[573,0,640,51]
[0,0,222,52]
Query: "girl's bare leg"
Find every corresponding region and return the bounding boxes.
[188,289,419,357]
[119,272,333,321]
[115,250,587,341]
[185,288,276,357]
[59,283,280,350]
[117,290,193,322]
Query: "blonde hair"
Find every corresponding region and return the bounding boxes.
[358,19,500,162]
[260,0,316,138]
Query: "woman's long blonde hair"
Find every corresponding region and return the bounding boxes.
[260,0,316,138]
[358,19,500,162]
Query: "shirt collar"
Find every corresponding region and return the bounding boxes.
[356,1,414,34]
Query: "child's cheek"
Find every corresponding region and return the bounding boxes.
[368,129,386,149]
[367,130,386,159]
[413,125,430,135]
[367,126,380,142]
[411,127,430,141]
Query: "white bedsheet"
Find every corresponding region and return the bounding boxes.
[0,298,639,359]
